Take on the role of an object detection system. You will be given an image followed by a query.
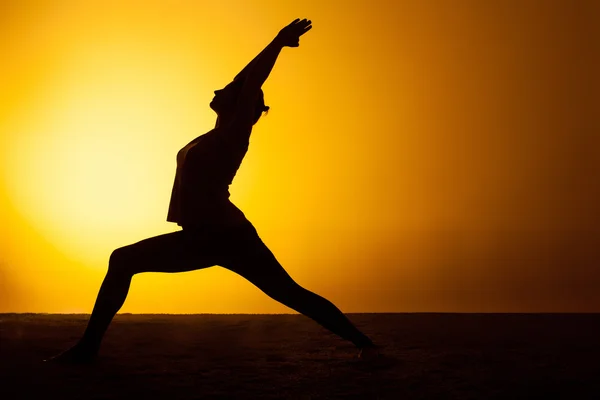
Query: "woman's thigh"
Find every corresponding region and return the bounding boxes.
[113,228,225,274]
[112,220,296,283]
[219,223,300,297]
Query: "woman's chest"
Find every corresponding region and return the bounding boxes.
[177,135,217,165]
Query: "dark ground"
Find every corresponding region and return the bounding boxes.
[1,313,599,399]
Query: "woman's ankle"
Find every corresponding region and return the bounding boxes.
[77,337,101,355]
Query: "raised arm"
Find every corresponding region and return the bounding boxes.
[231,18,312,128]
[233,41,271,82]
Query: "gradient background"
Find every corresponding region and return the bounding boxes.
[1,0,598,313]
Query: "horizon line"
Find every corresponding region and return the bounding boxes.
[2,312,599,315]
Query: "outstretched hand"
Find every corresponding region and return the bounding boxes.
[276,18,312,48]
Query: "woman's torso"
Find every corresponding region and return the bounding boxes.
[167,128,251,228]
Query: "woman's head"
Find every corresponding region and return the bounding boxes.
[210,78,269,125]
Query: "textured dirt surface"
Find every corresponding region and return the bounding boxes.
[1,313,599,399]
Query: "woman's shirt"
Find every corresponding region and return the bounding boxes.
[166,128,250,228]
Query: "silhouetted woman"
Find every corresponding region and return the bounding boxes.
[50,19,376,363]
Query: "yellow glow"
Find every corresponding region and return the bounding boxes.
[1,1,598,313]
[3,39,208,265]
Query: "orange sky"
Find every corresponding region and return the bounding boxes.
[1,0,599,313]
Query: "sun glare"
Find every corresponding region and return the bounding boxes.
[3,42,212,267]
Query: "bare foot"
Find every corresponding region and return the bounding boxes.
[356,344,397,369]
[44,343,97,364]
[357,344,381,360]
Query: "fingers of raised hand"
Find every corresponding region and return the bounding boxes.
[296,19,311,28]
[278,18,312,46]
[291,19,312,37]
[286,18,301,28]
[288,18,311,29]
[301,22,312,35]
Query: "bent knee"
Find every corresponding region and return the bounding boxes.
[108,246,138,275]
